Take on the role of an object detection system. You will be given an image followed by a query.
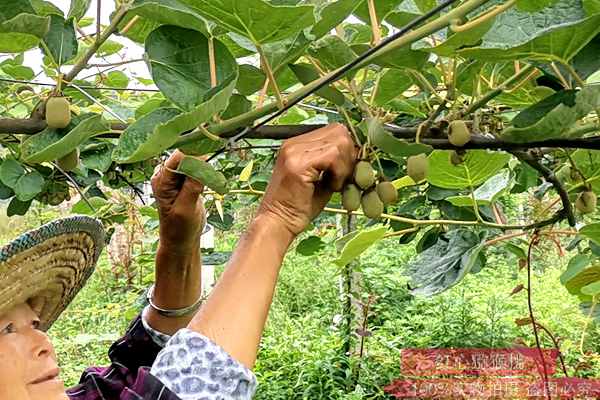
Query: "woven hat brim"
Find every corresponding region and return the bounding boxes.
[0,216,105,330]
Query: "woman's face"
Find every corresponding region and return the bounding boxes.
[0,302,67,400]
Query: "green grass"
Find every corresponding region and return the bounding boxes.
[44,219,600,398]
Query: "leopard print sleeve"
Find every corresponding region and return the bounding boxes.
[150,328,258,399]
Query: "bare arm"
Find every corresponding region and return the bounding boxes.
[186,124,357,368]
[145,151,205,335]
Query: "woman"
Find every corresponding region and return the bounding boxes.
[0,124,356,400]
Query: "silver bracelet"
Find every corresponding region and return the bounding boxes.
[146,284,204,318]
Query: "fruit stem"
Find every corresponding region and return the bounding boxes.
[257,44,285,110]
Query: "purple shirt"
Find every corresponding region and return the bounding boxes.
[66,315,181,400]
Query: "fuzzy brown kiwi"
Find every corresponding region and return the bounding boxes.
[354,161,376,189]
[57,148,80,172]
[376,181,398,205]
[407,154,428,182]
[448,120,471,147]
[575,190,597,214]
[46,96,71,129]
[342,184,362,212]
[361,189,384,219]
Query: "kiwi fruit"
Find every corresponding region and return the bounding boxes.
[57,149,80,172]
[342,184,361,212]
[449,151,465,166]
[448,120,471,147]
[376,181,398,205]
[575,190,597,214]
[46,96,71,129]
[361,189,384,219]
[354,161,376,189]
[407,154,429,182]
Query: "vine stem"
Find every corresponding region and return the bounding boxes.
[202,189,565,231]
[579,297,598,356]
[257,45,285,110]
[526,235,552,400]
[367,0,381,45]
[96,0,102,42]
[64,4,130,83]
[208,37,218,89]
[450,0,517,32]
[534,322,569,377]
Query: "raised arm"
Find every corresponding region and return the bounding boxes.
[187,124,357,368]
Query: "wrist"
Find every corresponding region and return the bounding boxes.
[251,212,296,248]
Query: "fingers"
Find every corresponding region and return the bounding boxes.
[151,150,186,196]
[281,123,357,192]
[176,175,205,206]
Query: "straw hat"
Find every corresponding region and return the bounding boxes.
[0,216,105,331]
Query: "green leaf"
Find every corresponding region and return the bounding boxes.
[0,159,26,188]
[236,64,266,96]
[460,1,600,62]
[333,225,388,267]
[580,223,600,245]
[0,0,35,22]
[446,170,512,207]
[0,13,50,53]
[409,229,487,296]
[41,14,78,65]
[1,64,34,80]
[129,0,210,35]
[114,77,235,164]
[585,0,600,15]
[14,170,44,201]
[373,68,413,106]
[296,236,326,256]
[80,144,114,172]
[561,256,600,295]
[145,25,238,111]
[176,156,228,195]
[308,35,356,73]
[365,118,432,158]
[72,196,108,215]
[221,94,251,120]
[516,0,560,12]
[21,114,109,164]
[502,86,600,142]
[178,0,315,44]
[311,0,364,39]
[427,150,511,190]
[581,280,600,296]
[104,70,129,88]
[31,0,64,16]
[7,197,32,217]
[372,46,430,71]
[289,63,345,106]
[67,0,91,21]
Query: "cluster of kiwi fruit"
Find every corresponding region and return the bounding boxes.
[36,181,71,206]
[342,161,398,219]
[575,188,597,214]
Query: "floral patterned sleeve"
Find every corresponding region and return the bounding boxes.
[150,329,258,399]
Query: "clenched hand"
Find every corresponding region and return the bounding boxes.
[258,123,357,237]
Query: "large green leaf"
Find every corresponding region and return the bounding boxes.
[0,13,50,53]
[114,77,235,164]
[0,160,44,202]
[409,229,487,296]
[516,0,560,12]
[178,0,315,45]
[80,144,114,172]
[289,63,345,106]
[129,0,209,35]
[372,46,430,71]
[145,25,238,111]
[333,225,388,267]
[365,118,432,158]
[561,255,600,295]
[579,223,600,244]
[41,14,78,65]
[236,64,266,96]
[446,170,512,207]
[460,1,600,62]
[21,114,109,164]
[0,159,26,188]
[427,150,511,190]
[31,0,64,16]
[502,86,600,142]
[311,0,364,39]
[0,0,35,22]
[373,68,414,106]
[67,0,91,21]
[308,35,356,72]
[175,156,228,194]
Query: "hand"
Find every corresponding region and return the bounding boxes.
[258,123,357,237]
[151,150,206,252]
